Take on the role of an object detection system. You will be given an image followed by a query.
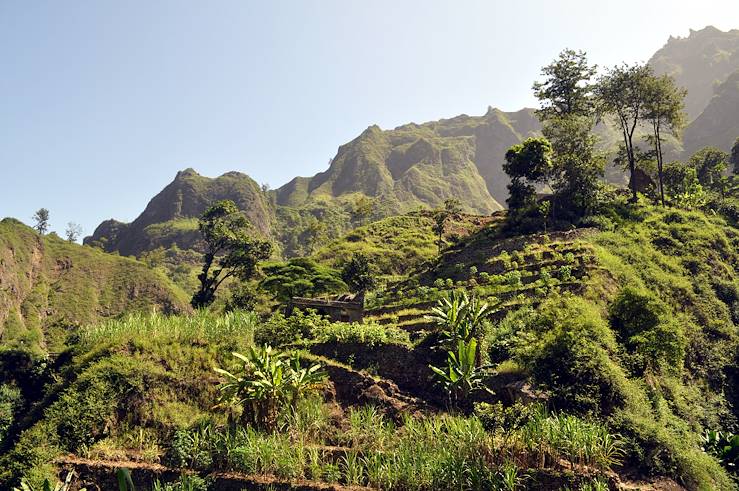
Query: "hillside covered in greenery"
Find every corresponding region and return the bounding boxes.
[2,195,739,490]
[4,22,739,491]
[0,219,190,355]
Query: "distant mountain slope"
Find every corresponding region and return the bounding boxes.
[1,219,190,354]
[683,69,739,156]
[277,107,539,213]
[86,109,538,258]
[649,26,739,120]
[85,168,272,256]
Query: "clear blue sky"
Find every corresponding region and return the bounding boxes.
[1,1,738,238]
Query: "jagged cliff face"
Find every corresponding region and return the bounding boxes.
[650,26,739,121]
[276,107,541,213]
[85,169,273,256]
[683,69,739,156]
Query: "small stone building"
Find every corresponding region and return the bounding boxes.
[287,294,364,322]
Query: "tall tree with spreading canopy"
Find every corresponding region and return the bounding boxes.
[32,208,50,235]
[642,73,686,206]
[595,63,652,202]
[191,200,272,308]
[533,49,603,219]
[260,258,346,302]
[533,49,597,119]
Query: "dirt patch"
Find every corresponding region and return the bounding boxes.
[55,456,373,491]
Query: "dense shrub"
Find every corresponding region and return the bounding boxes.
[609,287,686,372]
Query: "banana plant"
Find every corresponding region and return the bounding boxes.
[286,352,326,410]
[427,291,493,343]
[215,346,325,430]
[702,429,739,469]
[429,338,492,409]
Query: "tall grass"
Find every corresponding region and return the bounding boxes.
[518,407,624,469]
[162,405,624,490]
[76,310,258,348]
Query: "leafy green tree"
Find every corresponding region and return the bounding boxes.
[543,117,604,219]
[533,50,603,219]
[32,208,50,235]
[642,74,687,206]
[688,147,729,193]
[432,198,462,254]
[340,252,377,299]
[663,163,706,209]
[731,137,739,175]
[596,63,652,202]
[260,257,346,302]
[533,49,597,119]
[191,200,272,308]
[503,137,554,214]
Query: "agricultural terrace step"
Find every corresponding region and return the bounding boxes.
[369,279,587,331]
[447,248,593,277]
[369,274,588,317]
[314,355,432,417]
[55,456,373,491]
[310,342,444,406]
[447,228,597,259]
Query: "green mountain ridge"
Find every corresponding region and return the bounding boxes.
[276,107,540,213]
[85,26,739,260]
[683,68,739,156]
[650,25,739,120]
[85,168,273,256]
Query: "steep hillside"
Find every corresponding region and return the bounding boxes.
[277,107,539,212]
[313,212,499,276]
[0,219,190,354]
[650,26,739,120]
[84,27,739,261]
[683,69,739,156]
[85,169,272,257]
[3,201,738,490]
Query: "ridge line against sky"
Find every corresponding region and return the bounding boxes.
[1,0,739,238]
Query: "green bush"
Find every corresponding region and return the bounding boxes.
[0,384,22,443]
[609,287,686,372]
[311,321,410,347]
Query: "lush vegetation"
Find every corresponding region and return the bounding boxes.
[2,26,739,491]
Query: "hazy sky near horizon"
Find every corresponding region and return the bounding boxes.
[2,1,738,238]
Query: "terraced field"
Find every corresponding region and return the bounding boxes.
[365,229,599,340]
